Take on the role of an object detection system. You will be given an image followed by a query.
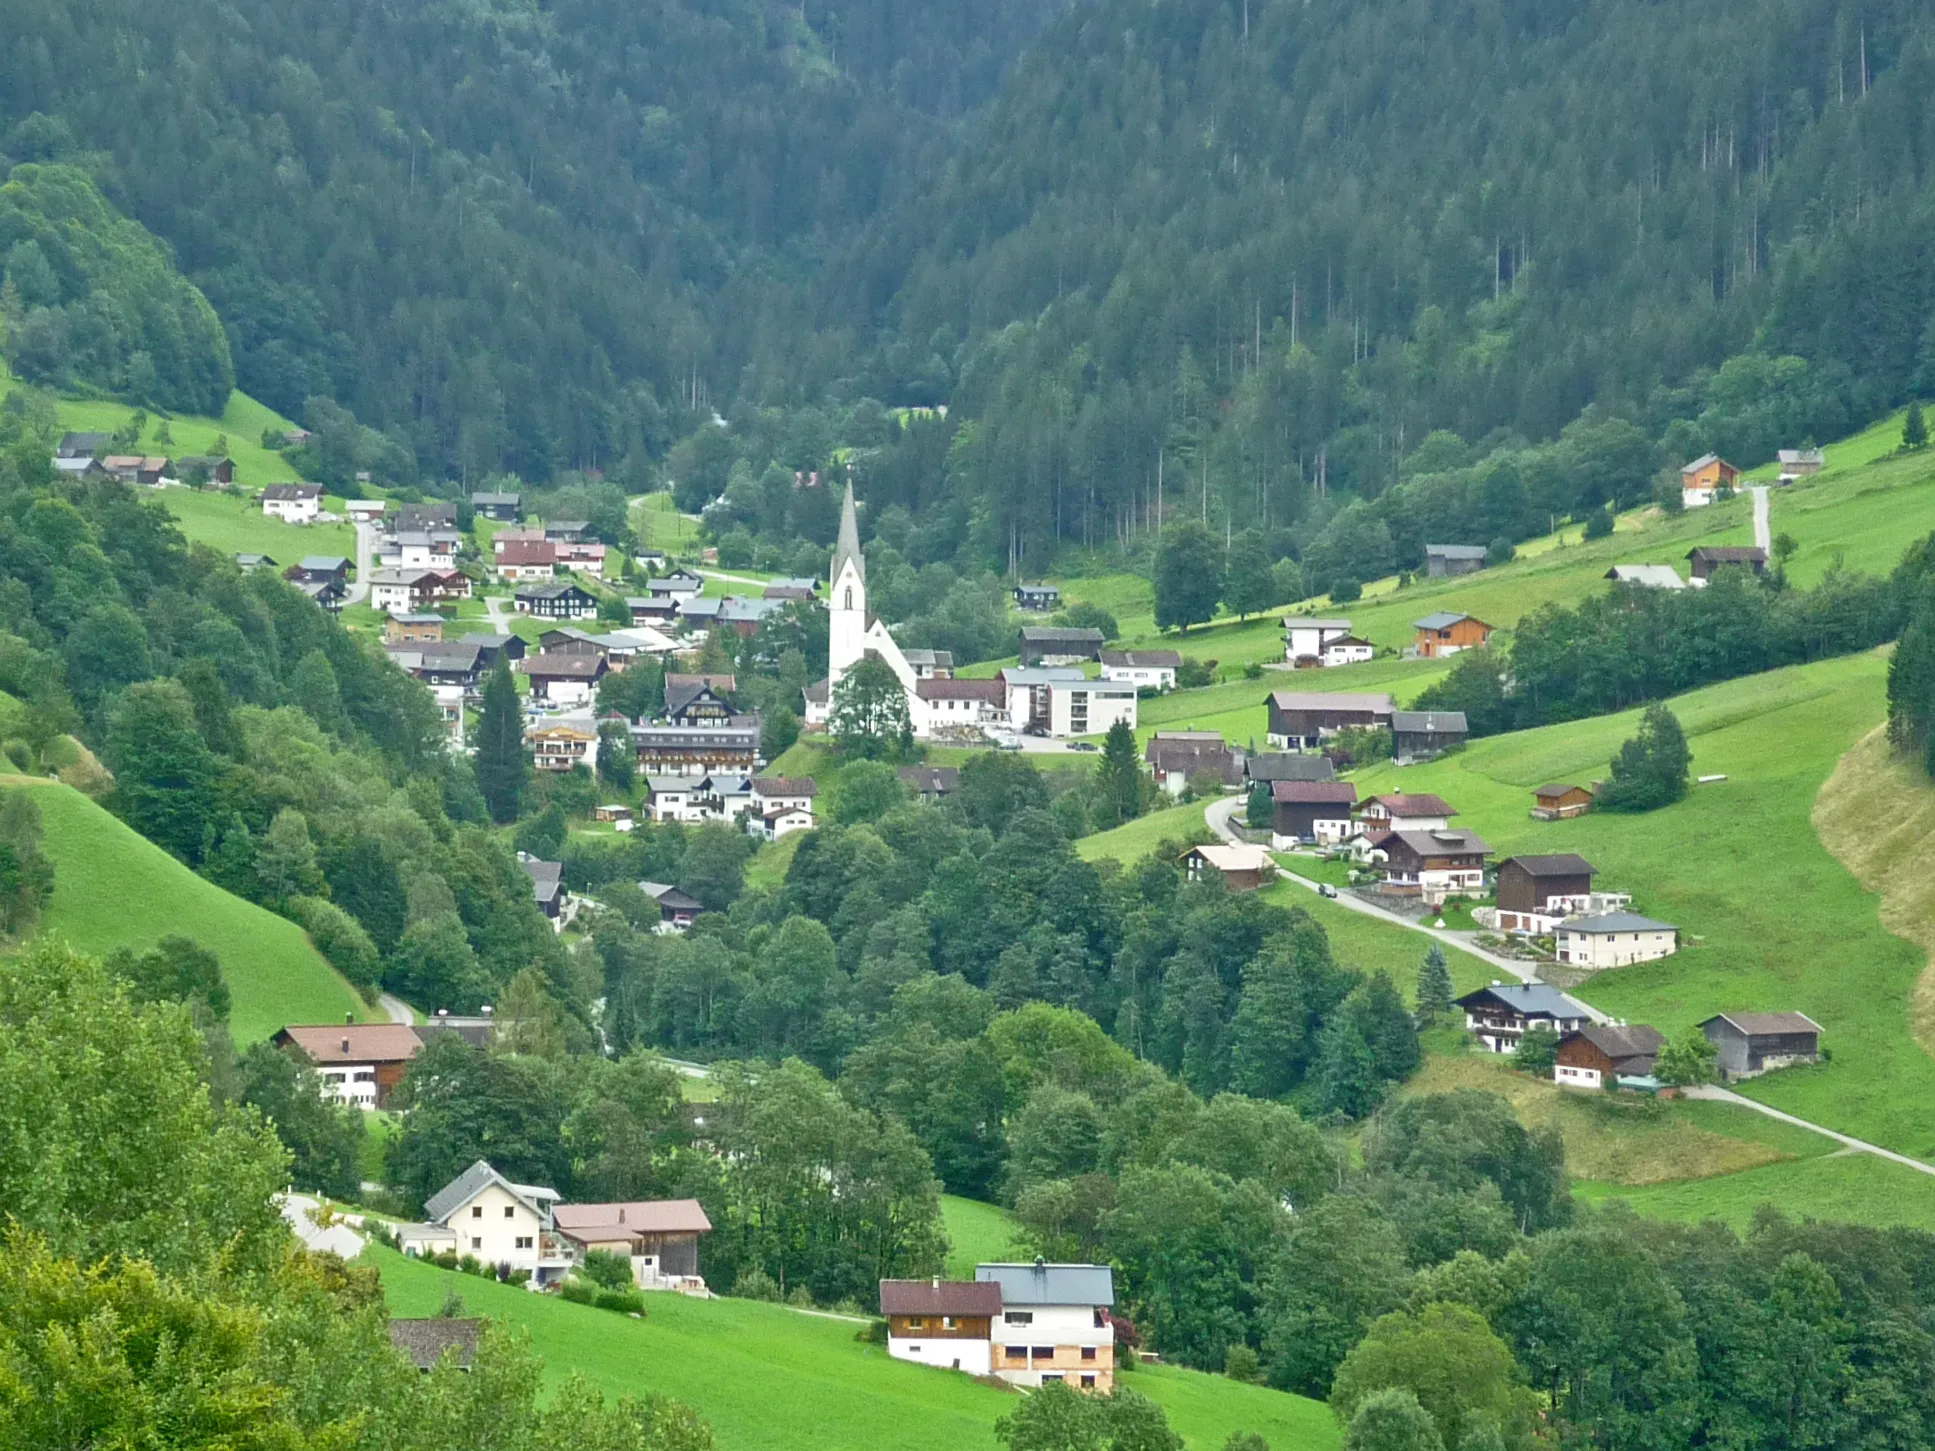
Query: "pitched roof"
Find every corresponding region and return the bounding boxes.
[1246,753,1336,783]
[1604,564,1688,589]
[976,1262,1115,1308]
[1700,1011,1823,1038]
[1185,843,1276,874]
[1501,853,1597,877]
[1266,691,1396,714]
[553,1199,713,1239]
[514,581,591,599]
[1569,1023,1666,1068]
[276,1023,425,1065]
[495,538,557,566]
[639,881,705,911]
[1283,616,1355,631]
[1020,626,1106,644]
[1387,827,1490,857]
[832,482,864,585]
[1681,453,1723,473]
[1455,982,1591,1019]
[879,1279,1004,1317]
[1686,546,1768,564]
[517,652,605,678]
[1367,793,1458,818]
[1414,611,1479,631]
[471,490,521,505]
[298,555,351,572]
[898,765,960,794]
[389,1318,481,1370]
[1100,649,1183,668]
[664,679,728,715]
[1558,910,1677,933]
[1425,543,1488,559]
[1391,710,1467,733]
[423,1159,558,1224]
[262,483,322,500]
[752,776,818,798]
[1272,780,1358,804]
[1534,782,1589,800]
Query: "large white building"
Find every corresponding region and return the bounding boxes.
[397,1159,574,1288]
[999,667,1138,739]
[977,1262,1118,1392]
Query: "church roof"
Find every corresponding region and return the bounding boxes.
[831,482,864,587]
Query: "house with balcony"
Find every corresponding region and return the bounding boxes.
[977,1262,1117,1393]
[271,1023,425,1109]
[1455,983,1593,1055]
[1374,828,1490,904]
[398,1160,574,1288]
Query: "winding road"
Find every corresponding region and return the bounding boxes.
[1203,793,1935,1175]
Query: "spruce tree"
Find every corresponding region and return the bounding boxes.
[1415,944,1454,1025]
[1095,719,1144,826]
[1906,402,1929,451]
[474,658,528,824]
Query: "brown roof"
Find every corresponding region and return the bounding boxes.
[517,653,605,678]
[1367,793,1458,817]
[878,1279,1004,1317]
[1272,780,1358,804]
[1267,691,1395,714]
[1534,783,1589,800]
[666,673,737,692]
[917,677,1006,702]
[495,538,557,566]
[1576,1023,1665,1065]
[1500,853,1597,877]
[1100,649,1184,668]
[553,1199,713,1239]
[752,777,818,798]
[276,1023,424,1065]
[1687,546,1768,564]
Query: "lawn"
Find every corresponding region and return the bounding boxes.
[1574,1151,1935,1232]
[941,1195,1023,1278]
[1340,650,1935,1161]
[1075,799,1218,863]
[371,1245,1335,1451]
[10,777,374,1041]
[633,493,704,557]
[158,485,358,561]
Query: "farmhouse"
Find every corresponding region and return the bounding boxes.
[1555,911,1679,968]
[286,555,351,584]
[1494,854,1596,931]
[1777,448,1825,481]
[1270,780,1358,848]
[1456,983,1592,1054]
[1553,1023,1666,1090]
[105,455,173,484]
[1604,564,1688,590]
[346,500,387,523]
[1181,842,1277,892]
[272,1023,424,1109]
[1376,829,1490,903]
[462,632,526,668]
[1014,584,1061,611]
[1246,752,1336,786]
[763,576,822,601]
[1020,626,1106,666]
[293,576,347,611]
[915,676,1009,733]
[1412,612,1493,658]
[899,765,960,802]
[1699,1012,1823,1081]
[394,502,459,532]
[53,455,105,478]
[471,489,522,520]
[646,776,708,823]
[402,1160,571,1288]
[1283,618,1357,666]
[1686,546,1768,581]
[367,568,443,614]
[261,483,322,522]
[552,1200,713,1291]
[880,1279,1004,1377]
[1265,691,1394,750]
[663,677,736,725]
[177,454,235,484]
[751,775,817,816]
[386,612,445,645]
[1358,793,1458,833]
[977,1262,1116,1393]
[1530,783,1593,819]
[234,552,278,572]
[57,431,110,457]
[1100,649,1182,690]
[1424,543,1488,578]
[407,643,485,690]
[1144,732,1242,795]
[1681,454,1741,507]
[514,582,598,619]
[1392,709,1467,762]
[517,652,608,705]
[493,536,557,580]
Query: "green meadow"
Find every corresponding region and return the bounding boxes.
[941,1194,1024,1277]
[372,1244,1339,1451]
[158,484,357,561]
[11,777,374,1041]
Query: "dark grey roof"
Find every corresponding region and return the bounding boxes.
[1701,1011,1822,1038]
[470,491,520,506]
[1414,611,1474,630]
[1425,543,1488,559]
[1020,626,1106,644]
[424,1159,545,1223]
[514,581,592,599]
[1101,649,1184,668]
[1246,753,1336,783]
[1391,710,1467,733]
[899,765,960,794]
[390,1318,481,1370]
[1570,1023,1665,1069]
[1502,853,1597,877]
[640,881,704,912]
[1558,911,1676,933]
[976,1261,1114,1308]
[1455,983,1592,1020]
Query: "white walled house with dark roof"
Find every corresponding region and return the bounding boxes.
[879,1279,1003,1375]
[1283,617,1359,665]
[1099,649,1181,690]
[1554,911,1678,969]
[261,483,322,522]
[977,1262,1117,1393]
[1456,983,1595,1054]
[400,1160,572,1287]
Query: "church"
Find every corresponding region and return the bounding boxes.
[802,484,1007,738]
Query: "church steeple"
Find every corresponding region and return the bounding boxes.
[831,481,864,588]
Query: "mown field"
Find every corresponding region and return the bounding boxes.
[9,776,375,1041]
[940,1194,1023,1278]
[372,1245,1339,1451]
[159,484,358,561]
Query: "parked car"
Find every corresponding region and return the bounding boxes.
[1068,741,1098,752]
[1318,883,1339,899]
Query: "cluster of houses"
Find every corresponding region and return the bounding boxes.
[1263,689,1468,764]
[1454,983,1823,1089]
[1602,546,1770,591]
[393,1158,713,1295]
[1681,448,1824,509]
[54,432,237,487]
[882,1261,1119,1392]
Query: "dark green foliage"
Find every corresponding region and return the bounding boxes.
[829,656,912,759]
[1582,505,1615,540]
[235,1039,364,1200]
[1053,602,1121,640]
[1905,402,1929,451]
[1330,578,1363,604]
[994,1381,1182,1451]
[0,788,54,936]
[828,760,907,824]
[1414,947,1452,1027]
[106,933,230,1021]
[1365,1092,1572,1234]
[581,1247,636,1291]
[515,803,569,861]
[475,661,528,824]
[1343,1390,1443,1451]
[1094,719,1144,829]
[1155,521,1223,633]
[760,707,801,761]
[1596,705,1692,813]
[1510,1026,1559,1075]
[0,165,233,412]
[1222,530,1277,620]
[597,720,637,792]
[1244,782,1272,830]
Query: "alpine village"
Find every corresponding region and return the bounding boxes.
[15,3,1935,1450]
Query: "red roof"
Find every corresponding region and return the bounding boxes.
[917,678,1006,702]
[1366,793,1458,818]
[878,1279,1004,1317]
[553,1199,713,1239]
[496,538,557,567]
[275,1023,424,1065]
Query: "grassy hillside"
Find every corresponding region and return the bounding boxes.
[159,485,357,561]
[940,1195,1023,1278]
[1341,652,1935,1165]
[372,1245,1338,1451]
[8,776,375,1041]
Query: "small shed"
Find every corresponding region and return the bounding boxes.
[1531,783,1593,819]
[1686,546,1768,581]
[1699,1012,1822,1081]
[1180,843,1277,892]
[1424,544,1488,578]
[1014,584,1062,611]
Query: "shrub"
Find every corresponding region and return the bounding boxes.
[1514,1026,1560,1075]
[732,1266,782,1301]
[581,1247,635,1290]
[1226,1344,1262,1382]
[559,1277,597,1304]
[1583,505,1614,540]
[595,1288,648,1315]
[1176,657,1216,689]
[1331,576,1363,602]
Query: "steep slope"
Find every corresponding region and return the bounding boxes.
[10,777,375,1042]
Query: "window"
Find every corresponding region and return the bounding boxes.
[1005,1311,1033,1326]
[1006,1346,1027,1363]
[1093,1310,1107,1329]
[515,1236,533,1250]
[1081,1346,1097,1361]
[471,1237,483,1251]
[504,1206,516,1219]
[1081,1374,1096,1388]
[907,1317,925,1330]
[1041,1373,1064,1384]
[943,1316,958,1330]
[844,587,852,610]
[1032,1347,1055,1361]
[472,1206,483,1219]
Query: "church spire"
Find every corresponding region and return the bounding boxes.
[831,480,864,586]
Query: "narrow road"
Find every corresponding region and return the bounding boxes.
[279,1192,367,1257]
[1751,484,1771,553]
[344,520,375,605]
[380,993,414,1025]
[1205,794,1935,1174]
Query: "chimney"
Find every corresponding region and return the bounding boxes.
[482,1005,493,1017]
[618,1207,625,1224]
[932,1275,940,1289]
[345,1011,354,1025]
[341,1036,351,1053]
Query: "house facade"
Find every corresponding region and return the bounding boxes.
[1358,794,1458,834]
[262,483,323,522]
[1265,691,1395,750]
[1687,546,1768,581]
[1425,544,1488,577]
[1495,854,1596,925]
[552,1200,712,1291]
[471,490,522,520]
[527,721,597,773]
[272,1023,425,1109]
[1181,843,1276,892]
[1283,618,1357,666]
[1554,1023,1665,1090]
[1014,584,1061,611]
[915,677,1009,734]
[880,1280,1002,1376]
[1100,649,1181,690]
[1777,449,1825,482]
[1019,626,1106,667]
[1680,454,1740,507]
[1001,668,1137,738]
[1392,710,1467,762]
[517,652,608,705]
[1699,1012,1822,1080]
[1376,829,1490,903]
[632,722,760,777]
[515,582,598,619]
[1555,912,1678,968]
[1456,983,1592,1054]
[1271,780,1358,848]
[1144,732,1243,796]
[368,568,442,614]
[978,1263,1116,1393]
[405,1160,572,1287]
[1412,612,1493,659]
[1531,783,1593,819]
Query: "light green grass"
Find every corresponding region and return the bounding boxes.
[1075,799,1219,863]
[157,486,357,561]
[1342,650,1935,1162]
[940,1195,1022,1278]
[1576,1151,1935,1231]
[371,1245,1335,1451]
[11,777,374,1041]
[745,830,807,892]
[633,494,704,556]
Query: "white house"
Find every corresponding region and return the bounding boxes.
[270,1023,424,1109]
[1320,635,1376,667]
[647,775,709,823]
[346,499,388,523]
[1099,649,1181,691]
[750,776,817,818]
[977,1262,1117,1393]
[261,483,322,523]
[999,667,1138,738]
[1554,911,1679,969]
[402,1160,573,1288]
[397,530,459,570]
[367,568,439,614]
[1283,617,1356,666]
[880,1279,1002,1377]
[757,805,816,841]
